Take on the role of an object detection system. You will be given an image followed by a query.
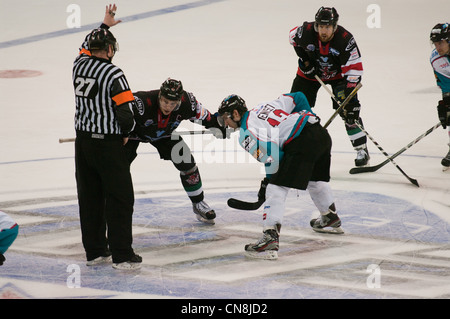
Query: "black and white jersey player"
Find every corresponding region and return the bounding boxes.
[126,78,227,224]
[289,6,369,167]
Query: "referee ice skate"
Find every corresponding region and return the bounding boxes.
[73,4,142,270]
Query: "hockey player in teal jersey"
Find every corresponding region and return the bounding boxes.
[218,92,343,260]
[0,211,18,266]
[430,23,450,170]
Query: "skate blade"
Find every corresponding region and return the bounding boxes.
[245,250,278,260]
[195,214,215,225]
[312,226,344,234]
[443,166,449,172]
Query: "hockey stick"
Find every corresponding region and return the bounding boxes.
[314,75,363,128]
[227,197,264,210]
[227,80,362,211]
[315,76,418,186]
[349,122,442,174]
[353,120,419,187]
[58,130,213,143]
[227,178,268,210]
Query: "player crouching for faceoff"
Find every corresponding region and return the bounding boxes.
[430,23,450,170]
[218,93,343,260]
[126,78,229,224]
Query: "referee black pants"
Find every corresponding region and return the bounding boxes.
[75,135,135,263]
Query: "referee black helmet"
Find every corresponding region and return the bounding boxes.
[88,28,118,53]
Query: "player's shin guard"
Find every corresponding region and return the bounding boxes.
[180,166,203,203]
[346,118,369,166]
[307,181,343,234]
[262,184,289,229]
[307,181,334,213]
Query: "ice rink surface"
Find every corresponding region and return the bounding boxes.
[1,0,450,302]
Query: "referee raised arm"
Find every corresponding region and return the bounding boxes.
[73,4,142,270]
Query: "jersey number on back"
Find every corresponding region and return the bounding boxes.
[74,77,98,99]
[257,104,289,127]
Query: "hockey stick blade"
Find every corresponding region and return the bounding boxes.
[350,162,419,187]
[349,122,441,175]
[227,198,264,210]
[349,164,383,174]
[353,121,419,187]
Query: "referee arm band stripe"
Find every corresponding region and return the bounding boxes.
[112,90,134,105]
[79,48,91,56]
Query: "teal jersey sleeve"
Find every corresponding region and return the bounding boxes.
[283,92,313,113]
[239,112,284,178]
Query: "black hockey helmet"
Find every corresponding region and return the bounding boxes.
[218,94,247,127]
[88,28,118,53]
[430,23,450,42]
[160,78,184,101]
[314,7,339,32]
[219,94,247,115]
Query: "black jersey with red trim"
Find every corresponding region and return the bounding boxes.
[289,21,363,84]
[132,90,220,142]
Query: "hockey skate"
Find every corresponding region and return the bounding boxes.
[310,212,344,234]
[112,254,142,270]
[86,250,112,266]
[245,228,279,260]
[193,200,216,225]
[86,255,112,266]
[441,146,450,171]
[354,147,370,167]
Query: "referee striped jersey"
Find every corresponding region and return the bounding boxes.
[73,29,136,136]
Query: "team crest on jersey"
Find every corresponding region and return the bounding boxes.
[329,47,340,56]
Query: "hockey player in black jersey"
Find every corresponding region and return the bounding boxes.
[126,78,227,224]
[289,6,369,166]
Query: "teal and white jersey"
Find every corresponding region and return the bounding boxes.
[430,48,450,95]
[0,211,16,231]
[238,92,319,176]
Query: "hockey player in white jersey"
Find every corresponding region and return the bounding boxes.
[218,92,343,260]
[0,211,18,266]
[430,23,450,170]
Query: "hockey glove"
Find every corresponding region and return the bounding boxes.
[335,82,360,124]
[342,103,361,124]
[437,97,450,129]
[298,59,316,79]
[205,113,231,138]
[257,178,269,202]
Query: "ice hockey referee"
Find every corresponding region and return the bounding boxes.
[72,4,142,270]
